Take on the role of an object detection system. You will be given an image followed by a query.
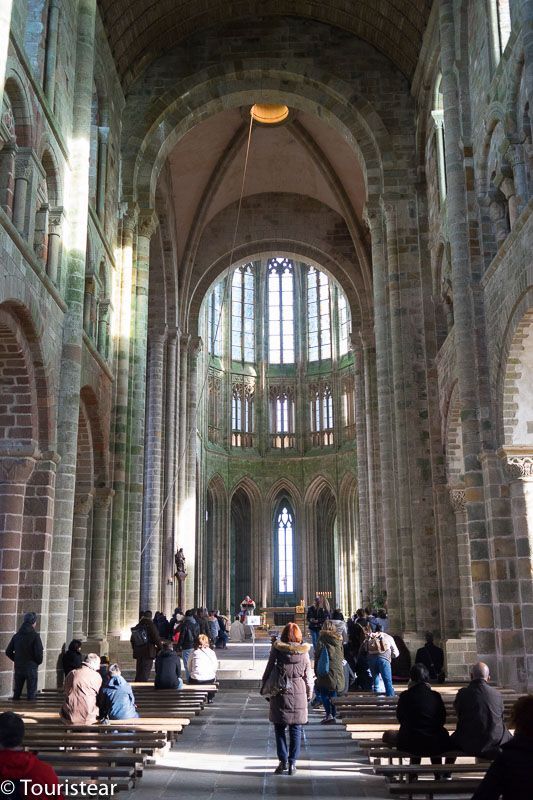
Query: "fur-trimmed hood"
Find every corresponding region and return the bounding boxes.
[273,639,310,655]
[318,628,343,645]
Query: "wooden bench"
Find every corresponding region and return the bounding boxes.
[387,778,482,797]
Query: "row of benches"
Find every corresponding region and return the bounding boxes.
[0,682,217,792]
[332,684,518,799]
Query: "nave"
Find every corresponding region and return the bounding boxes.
[122,688,385,800]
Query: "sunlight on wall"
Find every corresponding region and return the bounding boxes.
[63,137,91,253]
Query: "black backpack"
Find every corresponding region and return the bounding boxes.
[131,626,149,647]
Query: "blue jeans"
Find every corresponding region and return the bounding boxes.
[310,629,319,649]
[182,649,193,681]
[316,688,337,717]
[368,655,394,696]
[274,723,303,765]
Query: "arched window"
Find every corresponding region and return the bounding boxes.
[276,503,294,595]
[307,267,331,362]
[310,383,334,447]
[231,380,254,447]
[268,257,294,364]
[431,73,447,206]
[269,386,295,449]
[489,0,511,66]
[208,281,224,356]
[208,370,223,445]
[231,263,255,361]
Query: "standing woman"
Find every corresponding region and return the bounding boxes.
[314,619,344,724]
[261,622,313,776]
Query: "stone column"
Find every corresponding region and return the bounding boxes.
[0,444,37,696]
[125,209,158,621]
[363,341,384,585]
[108,205,137,636]
[364,205,401,628]
[96,127,109,221]
[0,142,17,218]
[43,0,60,108]
[163,328,178,615]
[70,492,94,638]
[46,206,63,284]
[141,329,166,611]
[440,0,497,663]
[505,140,529,215]
[12,156,31,236]
[184,336,202,609]
[352,336,372,594]
[87,487,113,645]
[48,0,96,672]
[97,300,111,360]
[83,275,96,338]
[177,333,190,511]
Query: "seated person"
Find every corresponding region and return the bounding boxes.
[449,661,512,759]
[415,632,445,682]
[0,712,63,798]
[383,664,453,777]
[99,663,139,720]
[188,634,218,702]
[155,642,183,690]
[62,639,83,677]
[472,695,533,800]
[60,653,102,725]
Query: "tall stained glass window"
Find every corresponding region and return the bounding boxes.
[231,264,255,361]
[307,267,331,361]
[277,505,294,594]
[208,281,224,356]
[268,258,294,364]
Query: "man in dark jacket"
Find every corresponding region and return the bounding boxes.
[5,612,44,700]
[449,662,512,758]
[306,596,330,649]
[415,632,445,682]
[471,694,533,800]
[178,610,199,680]
[155,642,183,689]
[130,610,162,681]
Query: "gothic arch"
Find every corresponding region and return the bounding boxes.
[206,473,228,610]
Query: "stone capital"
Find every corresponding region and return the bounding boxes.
[73,491,95,517]
[449,487,466,514]
[94,487,114,509]
[138,209,159,240]
[97,126,110,145]
[14,154,33,181]
[503,455,533,480]
[122,203,139,233]
[189,335,203,358]
[362,203,382,232]
[0,456,36,485]
[48,206,64,234]
[431,109,444,130]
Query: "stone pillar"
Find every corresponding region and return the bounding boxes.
[97,300,111,360]
[352,336,372,594]
[70,492,94,638]
[12,158,30,236]
[43,0,60,108]
[96,127,108,221]
[0,445,37,696]
[48,0,97,667]
[185,336,202,609]
[108,205,137,636]
[363,341,384,585]
[163,328,178,615]
[46,206,63,284]
[177,333,190,511]
[125,209,158,620]
[505,140,529,215]
[141,328,166,611]
[0,142,17,218]
[87,487,113,645]
[431,110,447,206]
[83,275,97,338]
[364,205,401,629]
[33,203,49,265]
[440,0,497,663]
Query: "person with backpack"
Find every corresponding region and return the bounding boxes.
[314,619,344,724]
[178,609,200,680]
[359,623,399,697]
[130,610,162,681]
[0,712,63,798]
[260,622,313,776]
[5,612,44,701]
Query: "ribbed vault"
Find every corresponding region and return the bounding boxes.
[97,0,433,88]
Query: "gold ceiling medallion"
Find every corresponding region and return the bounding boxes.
[250,103,290,125]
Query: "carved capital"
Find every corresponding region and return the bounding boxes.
[73,492,94,516]
[0,456,36,485]
[48,206,64,234]
[189,335,203,357]
[15,155,33,181]
[122,203,139,233]
[138,209,158,240]
[504,456,533,480]
[94,487,114,509]
[431,109,444,130]
[362,204,382,233]
[449,487,466,514]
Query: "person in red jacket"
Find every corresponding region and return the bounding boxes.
[0,712,63,798]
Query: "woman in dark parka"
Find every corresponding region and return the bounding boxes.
[261,622,313,776]
[314,619,344,724]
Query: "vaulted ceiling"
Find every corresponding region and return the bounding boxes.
[97,0,433,88]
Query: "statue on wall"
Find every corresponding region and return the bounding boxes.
[174,547,186,577]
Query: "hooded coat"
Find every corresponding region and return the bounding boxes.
[100,674,138,719]
[314,629,344,692]
[5,622,43,668]
[0,750,63,799]
[62,645,83,677]
[155,649,182,689]
[60,664,102,725]
[261,640,313,726]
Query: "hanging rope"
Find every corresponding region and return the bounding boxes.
[140,112,255,559]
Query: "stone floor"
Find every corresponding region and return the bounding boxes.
[122,689,389,800]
